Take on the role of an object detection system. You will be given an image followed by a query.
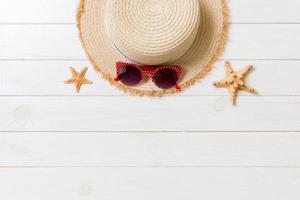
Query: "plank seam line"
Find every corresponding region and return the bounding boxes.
[2,59,300,61]
[1,95,300,97]
[0,131,299,133]
[1,166,300,168]
[1,22,300,25]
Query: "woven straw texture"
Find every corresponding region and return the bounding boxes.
[77,0,228,96]
[107,0,200,65]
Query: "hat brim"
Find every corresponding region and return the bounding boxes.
[77,0,228,96]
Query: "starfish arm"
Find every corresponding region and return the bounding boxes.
[224,61,234,76]
[241,84,257,94]
[213,79,228,87]
[238,65,253,77]
[82,78,93,84]
[79,67,88,77]
[228,86,238,105]
[64,78,75,84]
[75,82,82,93]
[69,67,78,77]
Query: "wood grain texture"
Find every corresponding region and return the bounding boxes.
[0,96,299,131]
[0,168,300,200]
[1,132,300,167]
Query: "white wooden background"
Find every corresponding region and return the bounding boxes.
[1,0,300,199]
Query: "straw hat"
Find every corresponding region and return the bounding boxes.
[77,0,228,96]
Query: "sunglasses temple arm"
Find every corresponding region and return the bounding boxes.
[114,76,120,81]
[175,84,181,90]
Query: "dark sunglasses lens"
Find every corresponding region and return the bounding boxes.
[153,68,178,89]
[118,65,142,86]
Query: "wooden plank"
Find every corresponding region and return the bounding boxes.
[0,25,83,60]
[229,0,300,23]
[0,0,78,24]
[0,96,299,131]
[1,132,300,167]
[0,60,297,96]
[1,0,300,23]
[1,24,300,60]
[0,168,300,200]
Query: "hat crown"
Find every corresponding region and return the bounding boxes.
[107,0,200,65]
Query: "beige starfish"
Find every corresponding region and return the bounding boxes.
[64,67,93,93]
[213,61,257,105]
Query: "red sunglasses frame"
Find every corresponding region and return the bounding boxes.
[114,61,182,90]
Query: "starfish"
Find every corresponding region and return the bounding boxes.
[64,67,93,93]
[213,61,257,105]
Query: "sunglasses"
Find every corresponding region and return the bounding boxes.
[114,62,182,90]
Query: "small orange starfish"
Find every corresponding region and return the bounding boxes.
[213,61,257,105]
[64,67,93,93]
